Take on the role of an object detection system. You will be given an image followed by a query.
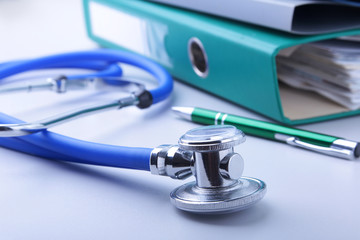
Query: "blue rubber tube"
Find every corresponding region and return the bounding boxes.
[0,61,123,80]
[0,49,173,104]
[0,137,84,162]
[0,113,152,171]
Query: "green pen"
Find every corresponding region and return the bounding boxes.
[172,107,360,160]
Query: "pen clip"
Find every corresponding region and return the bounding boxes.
[275,134,358,160]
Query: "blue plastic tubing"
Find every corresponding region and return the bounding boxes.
[0,49,174,171]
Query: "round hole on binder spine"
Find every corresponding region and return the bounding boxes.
[188,37,209,78]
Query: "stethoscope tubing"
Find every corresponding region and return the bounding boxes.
[0,113,152,170]
[0,49,174,171]
[0,60,123,81]
[0,118,152,171]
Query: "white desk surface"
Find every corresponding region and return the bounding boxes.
[0,1,360,239]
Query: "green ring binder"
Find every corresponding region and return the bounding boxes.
[83,0,360,125]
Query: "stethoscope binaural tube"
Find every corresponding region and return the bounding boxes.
[0,49,173,171]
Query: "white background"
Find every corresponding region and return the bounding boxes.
[0,1,360,239]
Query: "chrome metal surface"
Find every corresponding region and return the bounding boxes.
[178,125,246,152]
[150,145,193,180]
[179,125,246,188]
[51,76,67,93]
[0,76,94,94]
[0,79,146,137]
[170,177,266,214]
[188,37,209,78]
[162,125,266,213]
[193,149,236,188]
[0,123,47,137]
[0,82,53,93]
[331,139,359,159]
[219,152,244,180]
[275,133,359,160]
[151,126,266,213]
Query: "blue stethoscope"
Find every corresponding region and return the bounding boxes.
[0,49,266,214]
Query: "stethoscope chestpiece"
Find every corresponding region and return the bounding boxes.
[170,125,266,214]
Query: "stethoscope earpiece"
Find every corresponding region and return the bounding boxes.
[151,125,266,214]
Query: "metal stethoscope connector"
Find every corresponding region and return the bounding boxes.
[150,125,266,214]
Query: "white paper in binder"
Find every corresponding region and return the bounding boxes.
[277,37,360,110]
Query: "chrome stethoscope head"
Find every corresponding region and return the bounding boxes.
[151,125,266,214]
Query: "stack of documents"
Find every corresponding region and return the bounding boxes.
[277,36,360,110]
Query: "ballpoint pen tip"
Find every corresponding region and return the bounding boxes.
[172,106,194,120]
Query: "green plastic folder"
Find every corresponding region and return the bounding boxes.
[83,0,360,125]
